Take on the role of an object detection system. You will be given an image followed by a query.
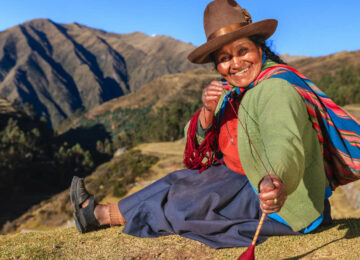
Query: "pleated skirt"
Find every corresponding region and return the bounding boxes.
[118,163,299,248]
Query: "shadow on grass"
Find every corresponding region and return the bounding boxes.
[284,218,360,260]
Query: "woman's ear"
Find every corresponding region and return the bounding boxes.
[258,46,263,58]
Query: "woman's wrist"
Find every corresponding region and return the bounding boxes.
[200,107,214,129]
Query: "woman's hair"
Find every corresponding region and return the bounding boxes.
[211,35,287,68]
[248,35,287,65]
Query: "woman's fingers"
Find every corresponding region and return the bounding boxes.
[203,84,223,97]
[202,81,224,112]
[260,202,280,213]
[199,81,224,129]
[205,90,223,96]
[203,81,223,93]
[258,175,287,214]
[204,96,221,101]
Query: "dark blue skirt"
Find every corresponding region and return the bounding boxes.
[118,163,299,248]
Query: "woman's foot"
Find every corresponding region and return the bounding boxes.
[70,176,101,233]
[70,176,126,233]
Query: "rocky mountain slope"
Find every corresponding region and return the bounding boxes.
[0,19,202,127]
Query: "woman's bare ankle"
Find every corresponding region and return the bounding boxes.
[94,204,111,226]
[93,203,125,226]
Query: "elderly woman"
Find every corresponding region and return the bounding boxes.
[71,0,360,248]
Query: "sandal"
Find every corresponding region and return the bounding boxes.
[70,176,100,233]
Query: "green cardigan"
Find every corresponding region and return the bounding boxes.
[185,77,328,231]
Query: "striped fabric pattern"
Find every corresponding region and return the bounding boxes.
[254,64,360,189]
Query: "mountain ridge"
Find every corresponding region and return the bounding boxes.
[0,19,202,127]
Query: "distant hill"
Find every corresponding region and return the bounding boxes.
[289,51,360,106]
[289,50,360,82]
[0,19,202,127]
[280,53,309,63]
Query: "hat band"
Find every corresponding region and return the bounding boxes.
[207,22,248,41]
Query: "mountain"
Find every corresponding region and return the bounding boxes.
[0,19,202,127]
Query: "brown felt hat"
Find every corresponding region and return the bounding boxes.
[188,0,278,64]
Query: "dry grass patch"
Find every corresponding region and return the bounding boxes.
[1,218,360,259]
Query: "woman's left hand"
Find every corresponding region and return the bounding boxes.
[258,175,287,214]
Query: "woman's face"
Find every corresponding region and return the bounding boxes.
[214,37,263,88]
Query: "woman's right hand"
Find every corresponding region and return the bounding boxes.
[258,175,287,214]
[200,81,223,129]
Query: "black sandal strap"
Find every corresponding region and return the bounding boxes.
[79,195,100,232]
[77,178,91,206]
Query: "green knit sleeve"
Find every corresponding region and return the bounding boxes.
[183,119,206,145]
[255,78,310,195]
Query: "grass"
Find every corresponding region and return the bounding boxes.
[1,218,360,259]
[1,140,360,259]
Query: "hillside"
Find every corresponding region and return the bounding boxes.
[289,50,360,82]
[0,19,202,127]
[88,67,218,115]
[55,67,218,148]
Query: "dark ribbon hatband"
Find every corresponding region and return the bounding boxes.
[207,22,249,41]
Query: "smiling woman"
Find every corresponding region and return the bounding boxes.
[70,0,360,251]
[215,38,263,88]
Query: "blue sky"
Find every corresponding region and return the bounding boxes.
[1,0,359,57]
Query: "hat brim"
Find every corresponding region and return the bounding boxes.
[188,19,278,64]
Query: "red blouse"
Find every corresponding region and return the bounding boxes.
[218,99,245,175]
